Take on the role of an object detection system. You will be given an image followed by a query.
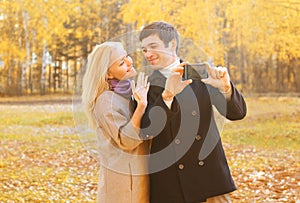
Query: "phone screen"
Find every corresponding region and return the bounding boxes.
[184,63,208,80]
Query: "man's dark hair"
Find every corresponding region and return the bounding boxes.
[139,21,180,53]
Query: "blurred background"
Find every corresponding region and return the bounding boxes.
[0,0,299,97]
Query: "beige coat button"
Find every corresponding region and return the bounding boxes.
[198,161,204,166]
[175,139,181,144]
[191,110,197,116]
[178,164,184,170]
[195,134,202,141]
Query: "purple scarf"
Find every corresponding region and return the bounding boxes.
[108,79,132,100]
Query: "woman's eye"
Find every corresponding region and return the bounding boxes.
[119,55,129,65]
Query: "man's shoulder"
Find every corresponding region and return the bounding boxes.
[149,71,166,88]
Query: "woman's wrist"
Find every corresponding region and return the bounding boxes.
[136,102,147,112]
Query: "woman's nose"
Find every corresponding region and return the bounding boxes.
[124,56,133,66]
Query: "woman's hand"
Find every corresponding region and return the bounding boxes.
[131,72,150,108]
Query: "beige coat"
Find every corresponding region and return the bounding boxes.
[94,91,149,203]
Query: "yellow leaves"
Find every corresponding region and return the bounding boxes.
[226,145,299,202]
[0,103,98,202]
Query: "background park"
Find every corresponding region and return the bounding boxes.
[0,0,299,202]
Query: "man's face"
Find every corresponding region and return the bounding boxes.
[141,34,177,70]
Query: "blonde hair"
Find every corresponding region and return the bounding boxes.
[81,42,123,128]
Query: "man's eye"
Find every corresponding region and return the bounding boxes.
[150,45,158,49]
[141,48,147,53]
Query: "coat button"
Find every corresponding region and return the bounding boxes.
[174,139,181,144]
[191,110,197,116]
[178,164,184,170]
[198,161,204,166]
[195,134,202,141]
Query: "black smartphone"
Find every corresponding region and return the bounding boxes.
[184,63,208,80]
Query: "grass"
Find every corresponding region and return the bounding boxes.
[0,107,74,127]
[222,97,300,150]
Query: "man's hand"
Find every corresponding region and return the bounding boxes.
[201,64,232,94]
[163,63,193,101]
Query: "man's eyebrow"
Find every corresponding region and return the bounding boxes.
[142,42,159,47]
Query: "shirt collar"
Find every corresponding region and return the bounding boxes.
[159,58,180,78]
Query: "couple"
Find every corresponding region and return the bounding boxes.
[81,21,247,203]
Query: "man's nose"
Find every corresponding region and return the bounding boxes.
[145,50,153,58]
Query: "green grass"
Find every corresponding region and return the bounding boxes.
[222,97,300,151]
[1,110,74,126]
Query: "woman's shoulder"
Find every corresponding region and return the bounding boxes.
[96,90,128,107]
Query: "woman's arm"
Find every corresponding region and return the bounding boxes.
[130,72,149,129]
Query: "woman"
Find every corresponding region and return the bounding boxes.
[81,42,150,203]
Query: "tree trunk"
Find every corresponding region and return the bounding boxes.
[40,43,47,95]
[20,5,30,95]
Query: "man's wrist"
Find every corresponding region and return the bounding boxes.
[219,84,232,100]
[162,90,174,101]
[219,82,231,93]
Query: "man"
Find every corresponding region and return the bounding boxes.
[139,21,247,203]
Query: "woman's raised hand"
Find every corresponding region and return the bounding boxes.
[131,72,150,107]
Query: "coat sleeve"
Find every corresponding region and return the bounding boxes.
[208,82,247,121]
[225,82,247,120]
[94,93,143,151]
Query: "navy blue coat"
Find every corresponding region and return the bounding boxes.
[141,65,247,203]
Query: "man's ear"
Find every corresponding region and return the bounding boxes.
[170,39,177,51]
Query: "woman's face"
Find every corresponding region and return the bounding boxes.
[107,46,137,80]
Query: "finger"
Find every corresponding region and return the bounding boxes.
[146,82,150,92]
[139,72,144,87]
[179,62,187,67]
[141,72,145,87]
[218,68,226,78]
[206,63,218,79]
[201,78,211,85]
[173,66,184,73]
[140,72,144,87]
[184,79,193,85]
[215,67,221,79]
[131,80,136,94]
[171,72,180,76]
[137,72,142,87]
[144,75,149,87]
[210,66,218,79]
[221,67,229,78]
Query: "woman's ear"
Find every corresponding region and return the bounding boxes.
[106,71,114,79]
